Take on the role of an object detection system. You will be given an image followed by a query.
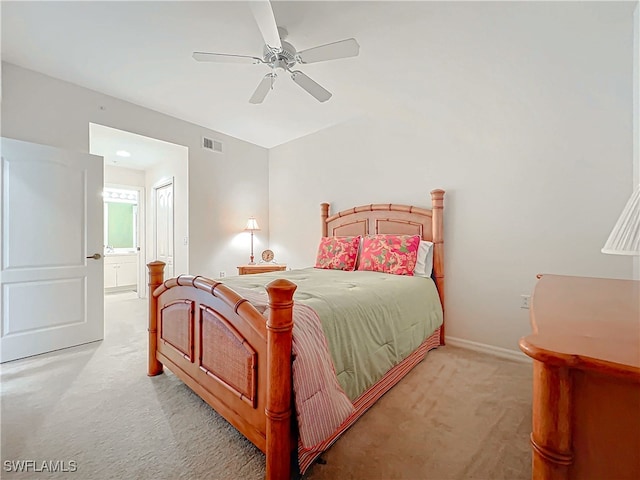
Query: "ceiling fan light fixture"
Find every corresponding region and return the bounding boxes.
[263,41,297,68]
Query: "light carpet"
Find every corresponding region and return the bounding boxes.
[1,291,532,479]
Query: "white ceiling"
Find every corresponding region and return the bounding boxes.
[4,2,633,149]
[3,0,410,148]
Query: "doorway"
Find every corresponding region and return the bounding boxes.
[89,123,189,299]
[103,185,143,294]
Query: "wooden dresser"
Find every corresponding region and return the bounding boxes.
[519,274,640,480]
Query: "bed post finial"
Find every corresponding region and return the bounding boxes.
[147,261,165,376]
[321,203,330,237]
[265,279,297,480]
[430,189,445,345]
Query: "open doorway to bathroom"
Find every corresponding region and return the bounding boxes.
[89,122,189,300]
[103,185,142,294]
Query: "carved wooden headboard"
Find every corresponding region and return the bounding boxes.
[320,189,445,343]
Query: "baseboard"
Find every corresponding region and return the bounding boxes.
[445,336,531,363]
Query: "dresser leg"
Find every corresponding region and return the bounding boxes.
[530,360,573,480]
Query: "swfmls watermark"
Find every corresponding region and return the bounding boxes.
[3,460,78,473]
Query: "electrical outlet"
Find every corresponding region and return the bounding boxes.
[520,294,530,309]
[219,271,226,278]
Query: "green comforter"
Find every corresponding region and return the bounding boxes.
[221,267,443,401]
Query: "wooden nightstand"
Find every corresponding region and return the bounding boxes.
[237,264,287,275]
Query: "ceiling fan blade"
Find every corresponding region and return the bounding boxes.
[290,71,332,102]
[249,0,282,51]
[249,73,277,104]
[193,52,263,64]
[296,38,360,64]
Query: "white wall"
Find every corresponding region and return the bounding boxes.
[269,2,636,353]
[1,63,269,280]
[104,165,145,187]
[144,143,189,280]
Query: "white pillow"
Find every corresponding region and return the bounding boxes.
[413,241,434,277]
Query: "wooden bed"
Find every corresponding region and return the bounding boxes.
[147,189,445,480]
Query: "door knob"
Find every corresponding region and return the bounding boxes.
[86,253,102,260]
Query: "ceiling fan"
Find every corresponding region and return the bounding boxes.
[192,0,360,104]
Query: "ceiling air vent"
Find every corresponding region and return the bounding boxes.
[202,136,223,153]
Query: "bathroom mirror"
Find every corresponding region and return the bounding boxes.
[103,187,138,254]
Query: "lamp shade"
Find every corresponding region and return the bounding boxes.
[601,185,640,255]
[245,217,260,231]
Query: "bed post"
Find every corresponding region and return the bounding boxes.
[147,261,165,376]
[265,279,297,480]
[321,203,330,237]
[430,189,445,345]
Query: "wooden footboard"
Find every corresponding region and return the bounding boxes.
[147,261,296,480]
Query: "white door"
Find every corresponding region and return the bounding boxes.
[0,138,104,363]
[154,181,174,277]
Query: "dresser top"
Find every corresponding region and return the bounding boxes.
[519,274,640,377]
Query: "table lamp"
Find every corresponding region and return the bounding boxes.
[601,185,640,255]
[245,217,261,264]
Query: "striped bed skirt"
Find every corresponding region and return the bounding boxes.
[297,325,443,473]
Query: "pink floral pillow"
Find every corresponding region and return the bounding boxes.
[315,236,361,271]
[357,234,421,276]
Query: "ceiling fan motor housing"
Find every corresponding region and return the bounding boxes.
[263,41,297,69]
